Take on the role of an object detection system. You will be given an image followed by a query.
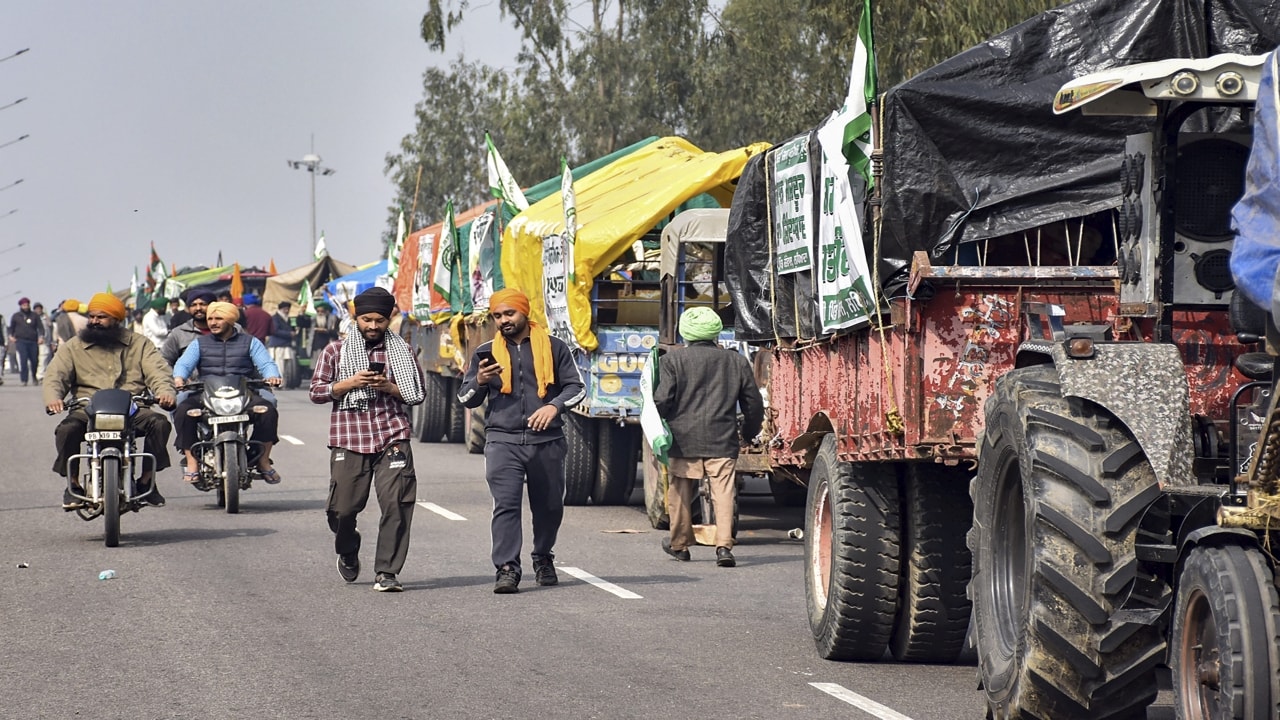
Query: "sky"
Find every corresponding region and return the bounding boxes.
[1,1,518,308]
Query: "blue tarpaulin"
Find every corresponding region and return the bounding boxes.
[323,260,389,312]
[1232,50,1280,312]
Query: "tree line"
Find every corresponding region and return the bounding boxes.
[382,0,1061,238]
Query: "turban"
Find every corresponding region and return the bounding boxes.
[185,289,216,305]
[489,288,531,316]
[150,296,169,311]
[242,293,261,306]
[18,297,29,305]
[62,299,80,312]
[78,302,88,314]
[679,306,723,342]
[353,287,395,318]
[87,292,127,321]
[207,301,240,322]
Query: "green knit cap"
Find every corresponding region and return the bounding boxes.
[678,306,723,342]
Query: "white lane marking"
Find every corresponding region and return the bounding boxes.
[279,434,304,445]
[809,683,916,720]
[560,567,642,599]
[416,501,467,521]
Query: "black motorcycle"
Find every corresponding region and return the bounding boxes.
[53,389,161,547]
[182,375,273,513]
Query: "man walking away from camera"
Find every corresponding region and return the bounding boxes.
[457,288,585,594]
[310,287,425,593]
[654,307,763,568]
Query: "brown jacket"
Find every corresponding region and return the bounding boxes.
[43,329,176,405]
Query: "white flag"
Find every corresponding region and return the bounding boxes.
[314,231,328,260]
[486,132,529,211]
[560,158,577,284]
[388,209,407,277]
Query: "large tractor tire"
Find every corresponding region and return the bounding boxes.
[464,402,486,455]
[446,378,466,443]
[804,433,901,661]
[416,373,451,443]
[1171,543,1280,719]
[970,365,1165,719]
[890,464,973,663]
[562,412,598,506]
[593,422,640,506]
[641,442,669,530]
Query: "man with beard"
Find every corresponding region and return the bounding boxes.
[43,292,176,509]
[172,301,283,483]
[457,288,585,594]
[161,290,215,367]
[310,287,425,592]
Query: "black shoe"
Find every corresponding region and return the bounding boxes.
[337,553,360,583]
[532,557,558,586]
[62,487,85,511]
[372,573,402,592]
[716,547,736,568]
[662,537,691,561]
[138,481,165,507]
[494,565,520,594]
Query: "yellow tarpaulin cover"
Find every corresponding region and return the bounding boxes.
[501,136,768,351]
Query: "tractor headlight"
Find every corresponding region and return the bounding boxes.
[1216,71,1244,96]
[1171,71,1199,96]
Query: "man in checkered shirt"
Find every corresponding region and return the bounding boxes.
[310,287,426,593]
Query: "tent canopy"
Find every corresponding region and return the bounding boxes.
[502,136,768,350]
[262,256,358,315]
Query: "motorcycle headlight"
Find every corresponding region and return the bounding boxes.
[95,414,126,431]
[209,397,243,416]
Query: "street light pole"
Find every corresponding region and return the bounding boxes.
[0,134,28,150]
[0,97,25,113]
[287,139,335,260]
[0,178,22,192]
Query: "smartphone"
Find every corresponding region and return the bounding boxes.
[476,350,497,367]
[367,361,386,374]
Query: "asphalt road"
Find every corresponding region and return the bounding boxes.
[2,378,1165,720]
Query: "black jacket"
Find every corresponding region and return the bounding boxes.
[457,334,585,444]
[654,341,763,459]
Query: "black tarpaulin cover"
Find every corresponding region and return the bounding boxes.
[727,0,1278,342]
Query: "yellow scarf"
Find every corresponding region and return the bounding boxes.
[492,322,554,398]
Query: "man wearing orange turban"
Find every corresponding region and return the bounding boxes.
[44,291,177,509]
[457,288,585,593]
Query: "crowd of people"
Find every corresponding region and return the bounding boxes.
[28,285,749,596]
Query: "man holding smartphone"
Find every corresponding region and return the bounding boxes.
[457,288,585,594]
[310,287,425,592]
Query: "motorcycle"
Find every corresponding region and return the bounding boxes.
[52,389,161,547]
[182,375,273,514]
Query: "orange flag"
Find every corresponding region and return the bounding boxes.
[230,263,244,302]
[269,258,278,275]
[170,262,177,277]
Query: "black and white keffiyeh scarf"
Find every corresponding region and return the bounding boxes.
[336,329,424,410]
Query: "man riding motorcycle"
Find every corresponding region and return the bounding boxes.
[172,301,283,483]
[42,292,177,509]
[161,289,215,367]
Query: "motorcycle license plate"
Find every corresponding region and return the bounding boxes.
[210,414,251,424]
[85,431,121,441]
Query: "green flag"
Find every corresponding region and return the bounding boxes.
[432,201,458,302]
[297,279,318,318]
[844,0,877,187]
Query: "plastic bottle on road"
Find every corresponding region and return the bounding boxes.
[98,569,117,580]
